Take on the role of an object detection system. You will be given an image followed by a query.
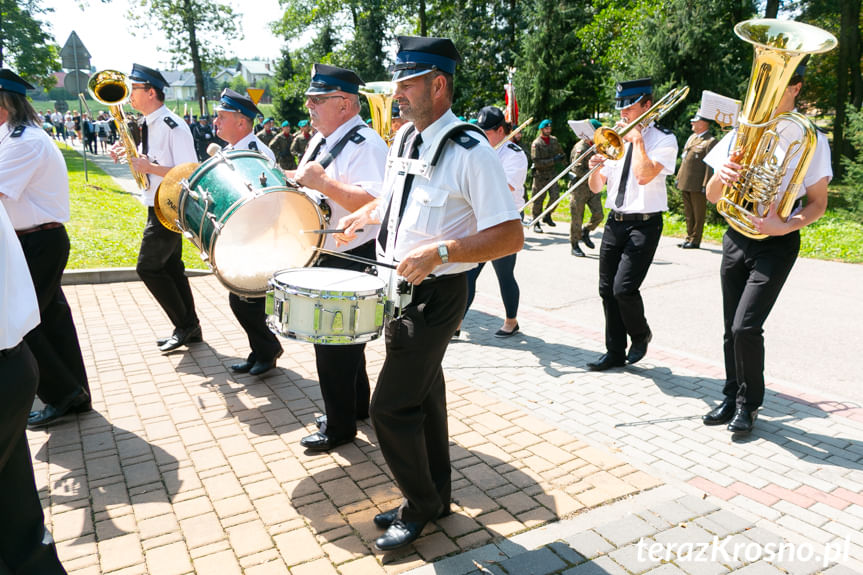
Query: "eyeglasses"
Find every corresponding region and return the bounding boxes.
[306,94,346,105]
[131,84,151,91]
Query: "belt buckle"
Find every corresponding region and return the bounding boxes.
[613,211,624,222]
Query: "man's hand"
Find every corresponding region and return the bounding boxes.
[129,155,154,175]
[621,122,643,144]
[294,161,329,192]
[334,201,380,246]
[396,243,440,285]
[718,150,744,186]
[109,142,125,163]
[588,153,605,170]
[746,203,789,237]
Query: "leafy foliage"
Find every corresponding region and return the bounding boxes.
[0,0,60,85]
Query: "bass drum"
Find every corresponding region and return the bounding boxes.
[178,150,328,297]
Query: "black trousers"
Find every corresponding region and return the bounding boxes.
[464,254,520,319]
[720,228,799,409]
[137,208,198,331]
[312,241,376,440]
[598,214,663,355]
[371,273,466,523]
[0,342,67,574]
[18,226,89,406]
[229,294,282,363]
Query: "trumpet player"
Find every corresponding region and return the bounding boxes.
[586,78,678,371]
[110,64,201,353]
[702,62,831,435]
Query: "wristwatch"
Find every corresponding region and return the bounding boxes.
[437,242,449,264]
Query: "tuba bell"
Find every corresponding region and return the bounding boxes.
[88,70,150,191]
[359,81,396,143]
[715,19,837,239]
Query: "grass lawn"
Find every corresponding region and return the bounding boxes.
[63,147,207,271]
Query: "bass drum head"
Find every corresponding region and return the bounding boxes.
[213,189,324,297]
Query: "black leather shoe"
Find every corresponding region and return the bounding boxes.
[728,407,757,434]
[494,323,520,338]
[28,390,91,429]
[571,244,585,257]
[249,349,283,376]
[300,431,353,452]
[702,398,736,426]
[374,520,427,551]
[582,228,595,249]
[677,241,688,248]
[544,218,556,227]
[586,353,625,371]
[682,242,700,249]
[627,331,652,364]
[315,414,327,429]
[374,506,451,530]
[231,354,255,373]
[158,324,202,352]
[532,223,543,233]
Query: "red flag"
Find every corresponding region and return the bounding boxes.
[504,81,519,125]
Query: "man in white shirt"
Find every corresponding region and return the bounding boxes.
[112,63,201,353]
[212,88,284,377]
[335,36,523,551]
[0,137,68,572]
[286,64,388,452]
[587,78,678,371]
[0,69,91,430]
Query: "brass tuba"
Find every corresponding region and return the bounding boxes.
[359,81,396,143]
[716,19,837,239]
[88,70,149,190]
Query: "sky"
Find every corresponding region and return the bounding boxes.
[39,0,288,72]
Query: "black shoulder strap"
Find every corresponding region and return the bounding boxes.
[164,116,178,129]
[429,123,486,167]
[318,124,367,169]
[248,140,258,151]
[11,125,26,137]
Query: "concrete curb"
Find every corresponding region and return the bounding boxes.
[61,267,212,286]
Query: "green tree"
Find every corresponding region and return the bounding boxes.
[0,0,60,86]
[272,46,306,126]
[229,73,248,94]
[130,0,240,116]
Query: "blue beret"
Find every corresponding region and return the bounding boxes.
[298,119,309,127]
[306,63,363,95]
[391,36,461,82]
[129,63,168,91]
[0,69,34,95]
[589,118,602,130]
[281,120,290,127]
[538,119,551,129]
[615,78,653,110]
[215,88,261,120]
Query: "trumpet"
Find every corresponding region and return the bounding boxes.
[88,70,149,190]
[525,85,689,227]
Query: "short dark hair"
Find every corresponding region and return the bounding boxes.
[0,91,40,128]
[428,69,454,102]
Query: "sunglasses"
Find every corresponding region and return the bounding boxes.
[306,94,346,105]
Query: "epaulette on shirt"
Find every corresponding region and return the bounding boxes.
[349,130,366,144]
[164,117,178,129]
[654,124,673,134]
[11,125,26,137]
[452,131,480,149]
[507,142,522,152]
[248,141,258,151]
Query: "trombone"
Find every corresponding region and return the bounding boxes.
[524,85,690,228]
[494,117,533,150]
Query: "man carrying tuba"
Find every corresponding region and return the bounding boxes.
[702,60,832,436]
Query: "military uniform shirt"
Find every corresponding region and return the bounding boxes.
[299,115,387,252]
[0,122,70,229]
[498,142,528,209]
[226,132,276,162]
[379,110,518,276]
[0,202,40,349]
[600,123,677,213]
[141,105,198,206]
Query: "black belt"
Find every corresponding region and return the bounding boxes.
[0,341,23,358]
[16,222,63,236]
[609,211,662,222]
[389,272,466,317]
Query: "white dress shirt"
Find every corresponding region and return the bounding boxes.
[226,132,276,162]
[140,105,198,207]
[299,115,387,251]
[600,123,678,213]
[0,122,70,229]
[0,202,40,349]
[498,142,528,209]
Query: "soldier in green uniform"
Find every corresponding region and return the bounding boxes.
[530,119,564,233]
[290,119,312,163]
[676,113,717,249]
[269,120,296,170]
[568,119,605,257]
[256,117,276,147]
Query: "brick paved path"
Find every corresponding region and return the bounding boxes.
[29,273,861,574]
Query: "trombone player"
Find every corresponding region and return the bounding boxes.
[702,61,831,435]
[109,64,201,353]
[586,78,678,371]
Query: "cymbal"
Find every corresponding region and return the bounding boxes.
[155,162,199,232]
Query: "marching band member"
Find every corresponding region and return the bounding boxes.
[587,78,678,371]
[288,64,388,451]
[336,36,523,551]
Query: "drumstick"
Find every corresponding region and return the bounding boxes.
[302,228,365,234]
[313,247,397,270]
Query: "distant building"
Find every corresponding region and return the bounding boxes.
[235,60,275,85]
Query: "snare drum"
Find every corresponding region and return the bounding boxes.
[267,268,387,345]
[178,150,328,297]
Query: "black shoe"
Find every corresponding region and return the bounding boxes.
[626,331,652,364]
[158,324,202,352]
[586,353,625,371]
[571,244,585,257]
[374,520,427,551]
[728,407,757,434]
[249,349,283,376]
[374,506,451,529]
[230,355,255,373]
[544,218,556,227]
[682,242,700,249]
[494,323,520,338]
[532,223,543,233]
[702,398,736,426]
[315,414,327,429]
[677,242,688,248]
[581,228,595,249]
[300,431,354,452]
[28,390,91,429]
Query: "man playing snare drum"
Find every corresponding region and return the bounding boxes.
[286,64,388,452]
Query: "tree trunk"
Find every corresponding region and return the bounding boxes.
[419,0,427,36]
[832,0,862,177]
[764,0,780,18]
[183,0,207,117]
